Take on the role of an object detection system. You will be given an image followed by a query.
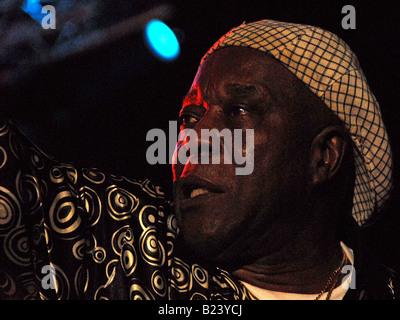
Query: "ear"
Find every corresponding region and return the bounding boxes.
[310,126,349,186]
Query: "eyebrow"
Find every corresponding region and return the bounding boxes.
[182,83,260,105]
[225,83,260,98]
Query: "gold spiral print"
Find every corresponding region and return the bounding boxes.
[0,186,21,234]
[151,270,167,297]
[92,246,106,264]
[121,243,137,276]
[104,259,119,283]
[167,214,178,234]
[106,186,139,221]
[129,282,154,300]
[216,268,247,299]
[140,179,164,198]
[4,226,31,266]
[93,261,117,300]
[0,146,7,169]
[82,168,106,184]
[18,273,38,300]
[170,257,192,292]
[16,172,42,213]
[72,238,87,260]
[31,222,44,245]
[0,118,9,136]
[138,205,158,230]
[50,166,65,184]
[93,260,118,300]
[139,228,165,267]
[49,191,82,238]
[30,147,44,170]
[110,173,124,182]
[111,226,133,256]
[74,264,89,296]
[192,264,209,289]
[0,270,16,296]
[39,179,48,198]
[79,186,101,227]
[8,131,23,160]
[93,289,109,300]
[43,223,53,252]
[166,215,178,257]
[166,234,175,258]
[60,164,78,185]
[80,234,105,265]
[190,292,208,300]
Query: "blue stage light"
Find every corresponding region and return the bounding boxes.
[145,20,180,61]
[21,0,44,23]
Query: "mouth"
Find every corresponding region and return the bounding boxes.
[178,176,225,202]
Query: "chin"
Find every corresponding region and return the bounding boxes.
[177,212,250,269]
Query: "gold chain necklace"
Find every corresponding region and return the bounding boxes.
[240,250,349,300]
[314,251,348,300]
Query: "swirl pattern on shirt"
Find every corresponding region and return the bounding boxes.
[0,119,257,300]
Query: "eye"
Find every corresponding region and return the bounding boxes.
[179,113,200,128]
[229,105,248,117]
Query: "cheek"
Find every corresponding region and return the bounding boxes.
[252,113,308,175]
[252,128,285,174]
[243,124,308,209]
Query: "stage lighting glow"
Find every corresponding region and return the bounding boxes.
[21,0,44,23]
[145,20,180,61]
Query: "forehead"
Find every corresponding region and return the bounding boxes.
[186,47,297,103]
[196,47,275,83]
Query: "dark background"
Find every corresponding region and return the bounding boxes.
[1,0,400,278]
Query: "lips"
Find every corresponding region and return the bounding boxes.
[177,176,225,205]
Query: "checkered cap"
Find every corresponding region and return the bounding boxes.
[201,20,393,226]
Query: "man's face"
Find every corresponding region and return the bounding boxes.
[172,47,315,268]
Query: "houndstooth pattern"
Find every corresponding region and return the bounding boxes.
[201,20,393,226]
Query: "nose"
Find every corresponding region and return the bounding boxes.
[172,110,226,180]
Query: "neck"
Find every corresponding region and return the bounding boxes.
[232,240,344,294]
[230,184,351,294]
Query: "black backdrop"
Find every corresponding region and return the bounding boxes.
[1,0,400,278]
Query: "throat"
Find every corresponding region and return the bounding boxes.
[231,243,346,295]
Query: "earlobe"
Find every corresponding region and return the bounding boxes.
[310,126,348,185]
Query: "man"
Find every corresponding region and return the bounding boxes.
[0,20,395,300]
[172,19,394,299]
